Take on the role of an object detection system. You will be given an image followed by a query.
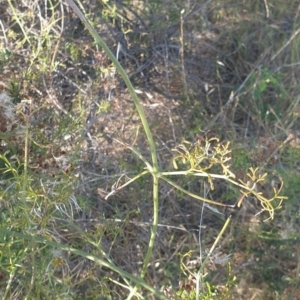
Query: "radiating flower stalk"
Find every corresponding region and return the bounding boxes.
[170,136,287,221]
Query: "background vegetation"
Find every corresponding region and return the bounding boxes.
[0,0,300,299]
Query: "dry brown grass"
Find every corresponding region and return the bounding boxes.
[1,0,300,299]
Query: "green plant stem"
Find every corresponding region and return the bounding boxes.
[141,175,159,279]
[180,10,190,103]
[0,228,169,300]
[64,0,158,170]
[160,174,233,207]
[111,137,154,172]
[200,216,231,273]
[23,114,29,187]
[7,0,30,45]
[196,216,231,300]
[24,239,36,300]
[65,0,160,288]
[105,170,149,200]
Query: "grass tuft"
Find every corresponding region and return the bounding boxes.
[1,0,300,299]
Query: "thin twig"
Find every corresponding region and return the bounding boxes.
[270,27,300,62]
[204,48,270,130]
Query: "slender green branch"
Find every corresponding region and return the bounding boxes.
[160,174,233,207]
[64,0,158,171]
[105,170,149,200]
[141,174,159,278]
[110,136,154,172]
[196,216,231,300]
[65,0,160,289]
[200,216,231,273]
[7,0,31,44]
[0,228,169,300]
